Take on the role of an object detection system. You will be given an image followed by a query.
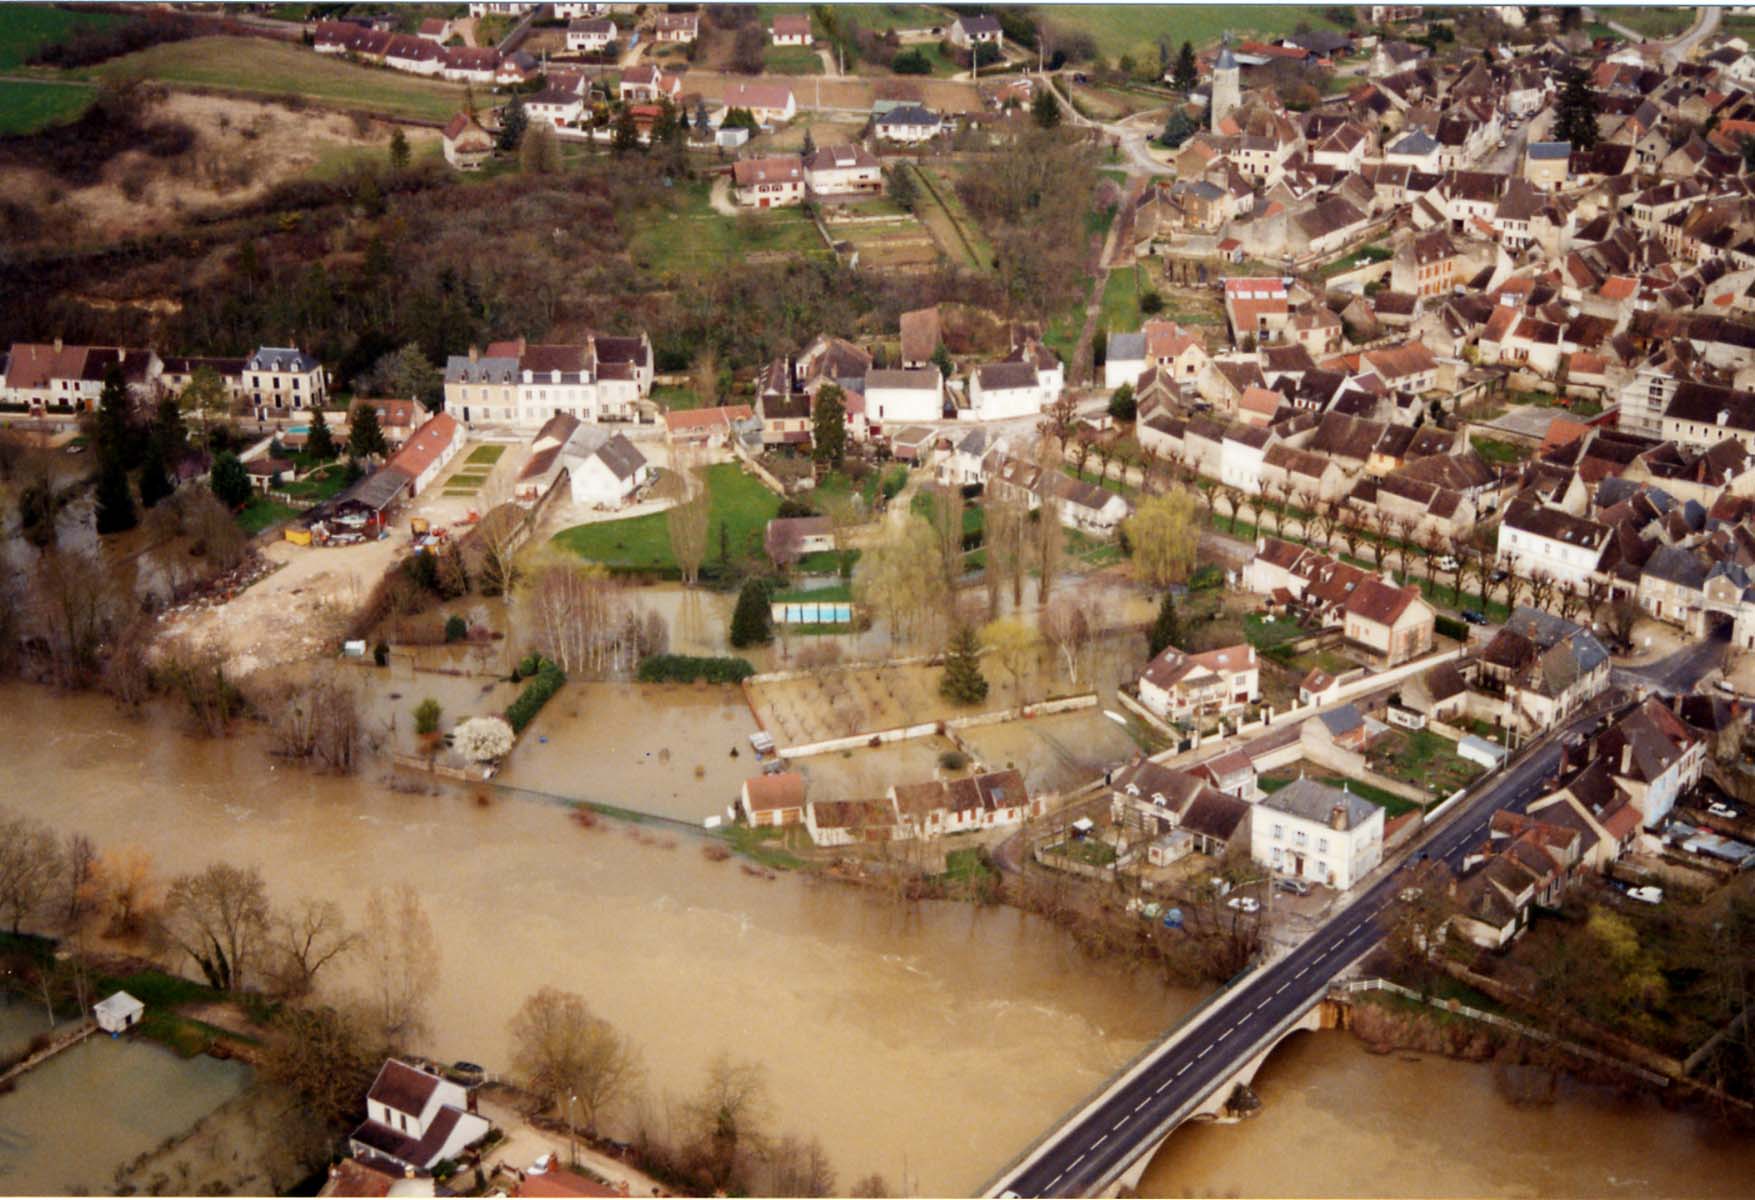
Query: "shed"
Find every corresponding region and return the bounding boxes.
[1457,734,1509,770]
[94,990,144,1035]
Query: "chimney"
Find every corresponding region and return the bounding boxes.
[1330,803,1348,831]
[53,336,62,354]
[404,1166,416,1180]
[1621,742,1632,775]
[468,344,479,362]
[517,335,528,355]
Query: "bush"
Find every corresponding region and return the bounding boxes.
[892,47,932,74]
[505,659,566,733]
[880,467,908,500]
[1189,563,1224,592]
[938,749,969,771]
[373,641,389,667]
[635,655,757,685]
[414,698,442,736]
[1434,614,1469,642]
[444,615,468,643]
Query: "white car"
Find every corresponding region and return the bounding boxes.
[1707,802,1737,820]
[1226,896,1260,914]
[1626,885,1663,905]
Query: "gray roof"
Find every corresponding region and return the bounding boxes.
[446,354,519,384]
[1215,43,1237,71]
[1643,544,1708,589]
[1503,605,1585,651]
[877,103,940,126]
[975,361,1039,391]
[1261,777,1379,830]
[247,346,320,373]
[1318,704,1364,737]
[1527,140,1571,161]
[1388,130,1439,156]
[866,367,940,389]
[589,432,647,481]
[334,466,412,512]
[1107,331,1147,362]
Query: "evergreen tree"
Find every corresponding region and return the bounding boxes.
[812,385,846,468]
[1555,63,1600,150]
[95,365,137,468]
[94,458,137,534]
[694,98,711,134]
[1160,109,1198,149]
[389,127,410,172]
[1172,40,1198,93]
[306,406,337,461]
[210,452,252,509]
[137,442,174,509]
[497,92,528,152]
[801,127,816,159]
[888,162,918,212]
[612,105,640,154]
[931,343,954,378]
[349,403,389,462]
[938,625,989,704]
[1147,591,1181,658]
[729,579,773,648]
[1107,382,1137,424]
[1032,87,1062,129]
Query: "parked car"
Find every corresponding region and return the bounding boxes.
[1435,555,1459,572]
[1461,609,1488,625]
[1226,897,1260,914]
[1707,802,1738,820]
[448,1061,486,1085]
[1489,568,1509,583]
[1398,886,1424,903]
[1274,877,1311,896]
[1626,885,1663,905]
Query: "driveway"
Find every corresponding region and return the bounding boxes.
[707,173,738,215]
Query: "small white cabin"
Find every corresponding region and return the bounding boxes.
[94,991,144,1035]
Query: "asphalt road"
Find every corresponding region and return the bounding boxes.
[1611,632,1728,697]
[992,722,1585,1198]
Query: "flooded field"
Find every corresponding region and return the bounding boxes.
[0,683,1186,1195]
[790,734,965,804]
[959,708,1148,795]
[0,1024,251,1195]
[496,681,758,822]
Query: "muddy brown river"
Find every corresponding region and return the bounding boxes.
[5,682,1752,1196]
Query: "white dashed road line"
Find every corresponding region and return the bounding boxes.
[1176,1063,1190,1077]
[1198,1044,1213,1058]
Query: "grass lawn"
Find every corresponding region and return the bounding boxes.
[553,462,779,571]
[237,495,299,535]
[763,44,823,74]
[1099,264,1149,335]
[1066,526,1122,566]
[1034,5,1339,61]
[0,78,95,134]
[653,384,704,411]
[1260,770,1421,818]
[795,548,858,574]
[1317,243,1392,278]
[773,580,853,604]
[755,3,948,33]
[1368,728,1484,797]
[906,164,990,271]
[1606,10,1693,38]
[1045,837,1117,868]
[1470,435,1531,465]
[720,823,806,870]
[0,4,125,68]
[940,844,1001,887]
[629,179,826,276]
[465,444,507,466]
[92,36,468,122]
[1243,611,1306,654]
[1043,300,1087,369]
[279,465,349,503]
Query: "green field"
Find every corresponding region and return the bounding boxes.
[93,36,468,122]
[1099,264,1150,335]
[237,495,299,535]
[465,444,507,466]
[629,179,827,276]
[1605,9,1693,38]
[0,4,126,68]
[763,44,823,75]
[0,78,95,133]
[1036,5,1340,61]
[754,4,949,33]
[552,462,780,571]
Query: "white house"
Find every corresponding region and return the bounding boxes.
[349,1060,492,1174]
[865,366,943,426]
[441,111,494,170]
[1495,497,1610,590]
[526,86,584,129]
[1251,777,1385,891]
[741,772,806,827]
[565,17,615,51]
[733,156,805,207]
[948,14,1002,49]
[444,335,654,430]
[385,412,463,498]
[770,12,812,45]
[892,769,1036,838]
[722,81,797,125]
[1104,319,1209,391]
[803,144,882,197]
[93,991,144,1034]
[968,361,1048,421]
[1136,643,1259,722]
[1596,696,1705,829]
[873,104,942,143]
[1219,425,1271,494]
[566,431,649,507]
[244,346,327,413]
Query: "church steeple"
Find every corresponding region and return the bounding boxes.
[1210,32,1241,133]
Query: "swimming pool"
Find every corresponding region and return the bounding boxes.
[776,602,853,625]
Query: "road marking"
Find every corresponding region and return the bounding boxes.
[1176,1063,1190,1077]
[1093,1135,1108,1148]
[1135,1099,1149,1113]
[1295,966,1309,978]
[1257,997,1271,1010]
[1350,922,1364,935]
[1218,1026,1233,1041]
[1331,938,1344,950]
[1113,1116,1129,1131]
[1048,1172,1065,1190]
[1198,1044,1213,1058]
[1070,1154,1085,1168]
[1276,983,1289,995]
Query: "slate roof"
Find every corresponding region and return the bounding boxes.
[1261,776,1379,829]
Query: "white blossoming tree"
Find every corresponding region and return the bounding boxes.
[454,716,514,763]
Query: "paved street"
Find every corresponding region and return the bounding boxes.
[990,711,1596,1198]
[1611,631,1729,697]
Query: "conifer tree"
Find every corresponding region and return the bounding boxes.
[306,405,337,461]
[1148,591,1180,658]
[729,579,774,648]
[938,624,990,704]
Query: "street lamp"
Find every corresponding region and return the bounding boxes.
[566,1093,578,1168]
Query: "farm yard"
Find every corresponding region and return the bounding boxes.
[958,707,1153,795]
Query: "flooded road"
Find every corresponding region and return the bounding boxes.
[0,684,1183,1195]
[1139,1029,1755,1198]
[0,1002,250,1195]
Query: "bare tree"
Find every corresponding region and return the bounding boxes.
[361,883,440,1048]
[853,513,945,649]
[1261,478,1288,535]
[261,1001,388,1131]
[1336,502,1364,560]
[157,637,239,738]
[985,489,1029,611]
[523,561,638,675]
[0,811,63,934]
[666,454,711,586]
[1363,507,1388,569]
[1498,553,1527,609]
[162,862,273,993]
[762,1134,838,1198]
[61,832,98,928]
[928,484,966,585]
[31,548,116,686]
[1529,569,1555,614]
[261,670,368,773]
[509,987,645,1138]
[90,845,159,937]
[1214,485,1240,534]
[766,517,804,575]
[684,1054,771,1194]
[1036,487,1064,606]
[1041,595,1093,684]
[268,898,359,1000]
[1604,595,1641,651]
